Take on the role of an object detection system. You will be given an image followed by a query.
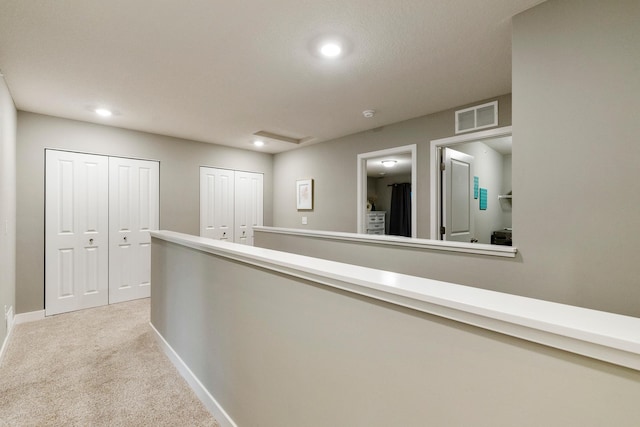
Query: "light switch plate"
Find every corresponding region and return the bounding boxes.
[302,216,308,225]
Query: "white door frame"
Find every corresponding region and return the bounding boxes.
[429,126,512,239]
[357,144,417,237]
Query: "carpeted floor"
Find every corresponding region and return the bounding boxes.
[0,299,219,426]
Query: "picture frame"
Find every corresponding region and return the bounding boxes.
[296,179,313,210]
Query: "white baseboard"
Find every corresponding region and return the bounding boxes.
[1,309,45,365]
[14,310,45,325]
[0,307,15,365]
[149,322,237,427]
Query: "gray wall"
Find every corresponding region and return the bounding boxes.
[260,0,640,317]
[16,112,273,313]
[512,0,640,314]
[273,94,512,235]
[151,238,640,427]
[0,76,16,344]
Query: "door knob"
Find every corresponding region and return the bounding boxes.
[89,238,94,245]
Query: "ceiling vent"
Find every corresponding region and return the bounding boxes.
[253,130,311,145]
[455,101,498,134]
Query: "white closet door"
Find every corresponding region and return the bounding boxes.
[200,167,234,241]
[45,150,109,316]
[234,171,263,246]
[109,157,159,303]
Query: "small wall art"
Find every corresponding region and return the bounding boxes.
[296,179,313,210]
[479,188,488,210]
[474,176,479,199]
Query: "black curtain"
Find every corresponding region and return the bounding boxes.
[389,183,411,237]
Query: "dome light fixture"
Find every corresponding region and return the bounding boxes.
[95,108,112,117]
[381,160,397,168]
[253,140,265,147]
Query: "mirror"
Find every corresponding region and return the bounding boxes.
[357,145,417,237]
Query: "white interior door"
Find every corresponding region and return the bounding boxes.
[109,157,159,303]
[45,150,109,315]
[442,147,474,242]
[200,167,234,241]
[234,171,263,246]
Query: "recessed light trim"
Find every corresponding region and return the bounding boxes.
[95,108,112,117]
[320,42,342,58]
[382,160,397,168]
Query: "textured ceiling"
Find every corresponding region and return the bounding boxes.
[0,0,543,153]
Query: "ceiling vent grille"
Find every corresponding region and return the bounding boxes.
[455,101,498,134]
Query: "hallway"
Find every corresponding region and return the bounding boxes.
[0,299,218,426]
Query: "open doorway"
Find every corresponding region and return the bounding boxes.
[430,127,512,245]
[357,145,417,237]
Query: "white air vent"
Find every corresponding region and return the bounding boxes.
[455,101,498,134]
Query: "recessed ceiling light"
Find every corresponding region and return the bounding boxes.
[382,160,397,168]
[95,108,112,117]
[253,140,265,147]
[320,42,342,58]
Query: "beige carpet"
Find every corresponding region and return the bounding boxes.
[0,299,219,426]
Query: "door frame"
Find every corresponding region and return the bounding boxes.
[356,144,417,237]
[429,126,512,240]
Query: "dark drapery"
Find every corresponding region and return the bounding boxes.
[389,183,411,237]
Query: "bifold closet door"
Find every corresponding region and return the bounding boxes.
[200,167,235,241]
[234,171,263,245]
[45,150,109,316]
[109,157,159,303]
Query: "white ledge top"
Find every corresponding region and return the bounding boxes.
[253,226,517,258]
[151,230,640,372]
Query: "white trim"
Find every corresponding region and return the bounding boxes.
[149,322,237,427]
[152,230,640,372]
[430,126,513,239]
[254,226,516,258]
[14,310,45,324]
[0,308,15,365]
[357,144,417,237]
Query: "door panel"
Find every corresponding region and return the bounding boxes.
[442,148,474,242]
[45,150,109,315]
[234,171,263,246]
[200,167,234,241]
[109,157,159,304]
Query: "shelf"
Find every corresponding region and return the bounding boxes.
[498,195,512,200]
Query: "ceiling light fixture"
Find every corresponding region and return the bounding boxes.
[320,42,342,58]
[382,160,397,168]
[95,108,112,117]
[253,140,265,147]
[362,109,375,118]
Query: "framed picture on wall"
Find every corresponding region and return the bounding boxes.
[296,179,313,210]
